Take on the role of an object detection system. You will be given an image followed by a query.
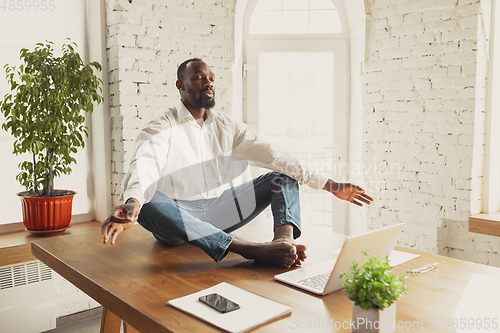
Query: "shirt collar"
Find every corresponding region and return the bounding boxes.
[176,100,215,124]
[176,101,194,121]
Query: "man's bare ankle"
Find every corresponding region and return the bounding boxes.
[273,224,295,241]
[228,238,251,258]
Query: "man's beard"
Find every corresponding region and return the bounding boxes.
[197,95,215,109]
[188,87,216,109]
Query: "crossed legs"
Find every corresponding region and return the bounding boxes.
[137,172,306,267]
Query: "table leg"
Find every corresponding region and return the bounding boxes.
[100,307,122,333]
[124,322,141,333]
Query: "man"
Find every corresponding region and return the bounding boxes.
[101,58,373,268]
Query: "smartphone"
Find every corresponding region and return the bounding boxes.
[198,293,240,313]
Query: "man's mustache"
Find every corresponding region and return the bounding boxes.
[202,88,215,95]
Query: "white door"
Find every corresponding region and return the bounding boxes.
[244,38,349,233]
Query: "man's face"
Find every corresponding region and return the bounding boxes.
[180,61,216,110]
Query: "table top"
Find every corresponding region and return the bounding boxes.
[0,221,99,266]
[31,224,500,332]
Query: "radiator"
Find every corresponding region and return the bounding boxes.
[0,260,56,333]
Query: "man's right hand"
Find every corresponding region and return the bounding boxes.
[101,198,140,245]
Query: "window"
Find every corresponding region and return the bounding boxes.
[249,0,342,35]
[481,0,500,215]
[468,0,500,237]
[243,0,350,233]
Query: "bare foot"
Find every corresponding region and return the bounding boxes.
[228,238,307,268]
[272,236,307,266]
[271,224,307,266]
[294,243,307,266]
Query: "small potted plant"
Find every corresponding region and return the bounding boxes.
[340,251,408,333]
[0,39,104,233]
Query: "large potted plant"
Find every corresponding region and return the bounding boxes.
[0,39,103,233]
[341,251,409,333]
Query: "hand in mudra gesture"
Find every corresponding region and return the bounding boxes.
[101,198,140,245]
[323,180,374,206]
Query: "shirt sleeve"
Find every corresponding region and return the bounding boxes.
[121,117,171,208]
[231,120,329,190]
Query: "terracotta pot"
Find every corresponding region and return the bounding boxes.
[17,190,76,234]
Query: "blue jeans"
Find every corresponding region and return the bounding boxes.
[137,172,301,262]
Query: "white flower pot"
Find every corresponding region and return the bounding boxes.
[351,302,396,333]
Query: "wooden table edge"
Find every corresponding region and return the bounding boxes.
[30,241,172,333]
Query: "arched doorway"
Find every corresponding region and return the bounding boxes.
[243,0,350,233]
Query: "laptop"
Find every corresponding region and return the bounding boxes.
[274,223,405,296]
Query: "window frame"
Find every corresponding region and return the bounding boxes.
[481,0,500,215]
[468,0,500,237]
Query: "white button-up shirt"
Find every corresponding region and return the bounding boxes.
[122,101,329,207]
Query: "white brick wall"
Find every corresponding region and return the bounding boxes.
[105,0,236,205]
[363,0,500,267]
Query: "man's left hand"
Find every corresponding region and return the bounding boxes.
[323,179,374,206]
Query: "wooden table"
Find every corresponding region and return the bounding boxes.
[31,224,500,332]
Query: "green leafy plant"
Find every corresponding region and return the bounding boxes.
[340,251,408,310]
[0,39,104,197]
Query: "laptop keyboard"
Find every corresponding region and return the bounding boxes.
[297,272,330,290]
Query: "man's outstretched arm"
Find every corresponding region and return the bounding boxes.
[101,198,141,245]
[323,179,374,206]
